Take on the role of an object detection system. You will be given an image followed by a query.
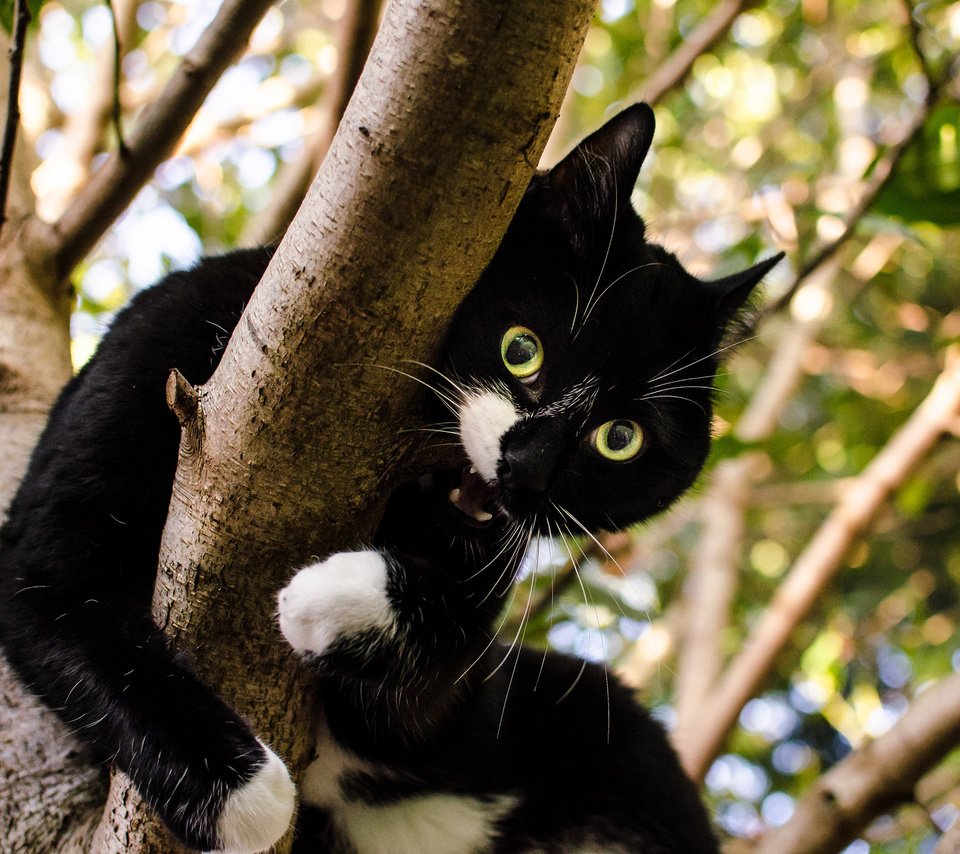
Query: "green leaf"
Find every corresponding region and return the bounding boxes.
[875,105,960,226]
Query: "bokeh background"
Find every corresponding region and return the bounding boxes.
[16,0,960,849]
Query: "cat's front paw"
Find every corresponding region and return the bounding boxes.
[278,550,396,657]
[212,740,296,854]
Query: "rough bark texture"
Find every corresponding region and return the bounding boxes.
[0,26,102,845]
[95,0,597,849]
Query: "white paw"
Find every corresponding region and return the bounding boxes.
[278,550,395,657]
[214,741,296,854]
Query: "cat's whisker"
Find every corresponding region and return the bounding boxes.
[532,518,561,693]
[645,372,727,391]
[639,393,707,414]
[466,517,524,584]
[552,515,613,742]
[580,153,618,335]
[493,525,543,737]
[402,359,472,400]
[641,384,718,396]
[581,262,666,328]
[495,537,539,658]
[398,420,459,436]
[553,502,650,625]
[362,363,463,415]
[461,518,528,704]
[563,272,582,334]
[456,573,523,685]
[647,347,695,385]
[645,332,765,388]
[489,522,535,603]
[555,508,682,686]
[554,504,625,578]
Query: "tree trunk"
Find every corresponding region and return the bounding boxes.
[94,0,597,849]
[0,25,105,844]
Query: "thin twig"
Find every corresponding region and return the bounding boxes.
[245,0,382,244]
[0,0,31,242]
[103,0,128,157]
[26,0,277,283]
[766,0,954,315]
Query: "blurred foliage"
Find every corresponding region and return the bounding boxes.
[0,0,44,33]
[21,0,960,850]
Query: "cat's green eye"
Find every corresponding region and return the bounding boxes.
[591,420,644,462]
[501,326,543,381]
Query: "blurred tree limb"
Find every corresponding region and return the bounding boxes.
[768,0,957,315]
[633,0,756,106]
[680,348,960,783]
[754,671,960,853]
[245,0,382,244]
[23,0,276,287]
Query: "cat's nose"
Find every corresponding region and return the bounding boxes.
[500,444,553,493]
[499,420,564,494]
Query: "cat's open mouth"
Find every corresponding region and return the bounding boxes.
[448,466,500,528]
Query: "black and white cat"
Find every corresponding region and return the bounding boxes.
[0,104,780,852]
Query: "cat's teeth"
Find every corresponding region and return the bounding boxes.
[469,466,477,475]
[449,488,462,504]
[473,510,493,522]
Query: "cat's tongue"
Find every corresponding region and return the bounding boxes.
[449,467,499,526]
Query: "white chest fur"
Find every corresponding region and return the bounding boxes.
[302,720,516,854]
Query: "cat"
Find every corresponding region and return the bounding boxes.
[0,103,781,853]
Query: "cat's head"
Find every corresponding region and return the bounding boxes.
[438,104,782,537]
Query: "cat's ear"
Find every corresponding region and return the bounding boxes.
[530,103,655,232]
[705,252,785,320]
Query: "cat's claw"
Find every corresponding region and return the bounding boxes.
[213,741,296,854]
[278,550,395,657]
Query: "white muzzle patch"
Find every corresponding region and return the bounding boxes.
[458,389,519,482]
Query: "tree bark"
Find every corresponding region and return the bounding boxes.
[0,20,102,848]
[95,0,597,849]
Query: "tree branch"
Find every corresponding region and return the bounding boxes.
[679,350,960,782]
[736,258,841,441]
[766,0,954,315]
[245,0,382,244]
[104,0,129,156]
[33,0,138,222]
[95,0,598,848]
[25,0,276,285]
[0,0,31,242]
[755,672,960,854]
[673,455,761,742]
[633,0,755,106]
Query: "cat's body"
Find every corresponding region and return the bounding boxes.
[0,104,779,853]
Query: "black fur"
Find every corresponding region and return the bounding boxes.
[0,104,780,852]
